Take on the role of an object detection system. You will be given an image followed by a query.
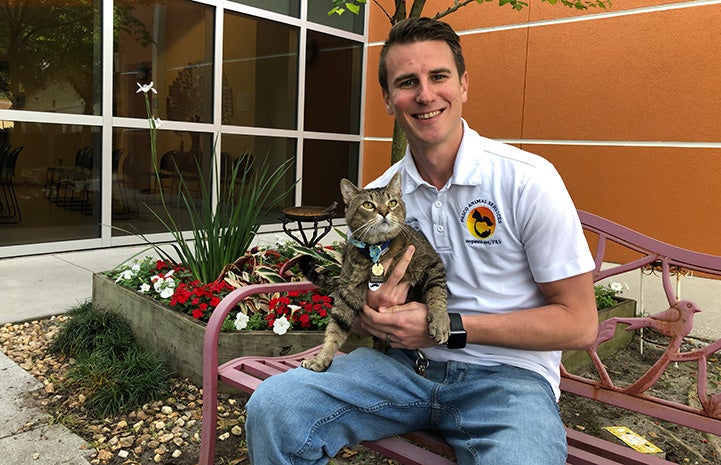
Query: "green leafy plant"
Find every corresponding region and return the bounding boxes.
[49,301,135,359]
[132,82,296,284]
[594,282,628,310]
[50,302,173,418]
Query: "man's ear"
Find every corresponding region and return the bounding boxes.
[382,91,394,115]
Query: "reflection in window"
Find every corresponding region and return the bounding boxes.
[308,3,364,34]
[304,31,362,134]
[220,134,296,221]
[0,123,101,246]
[111,128,213,236]
[229,0,300,17]
[114,0,215,122]
[0,0,101,115]
[223,12,299,130]
[302,139,359,214]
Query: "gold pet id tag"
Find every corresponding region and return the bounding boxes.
[368,263,385,291]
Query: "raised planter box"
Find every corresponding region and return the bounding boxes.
[562,297,637,374]
[92,273,370,390]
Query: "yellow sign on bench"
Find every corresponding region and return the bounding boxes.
[602,426,665,458]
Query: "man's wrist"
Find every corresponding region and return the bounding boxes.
[446,313,467,349]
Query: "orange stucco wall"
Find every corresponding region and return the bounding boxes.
[362,0,721,256]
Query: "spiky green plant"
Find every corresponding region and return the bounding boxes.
[132,83,297,284]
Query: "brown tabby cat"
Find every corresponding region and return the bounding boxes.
[300,172,449,372]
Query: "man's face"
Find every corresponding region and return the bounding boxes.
[382,40,468,154]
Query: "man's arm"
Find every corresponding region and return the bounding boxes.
[360,256,598,351]
[462,272,598,351]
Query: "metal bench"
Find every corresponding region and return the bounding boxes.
[199,210,721,464]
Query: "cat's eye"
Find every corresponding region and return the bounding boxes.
[362,201,375,210]
[388,200,398,208]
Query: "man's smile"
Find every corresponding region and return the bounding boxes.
[414,109,443,120]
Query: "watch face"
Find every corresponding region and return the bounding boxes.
[447,330,467,349]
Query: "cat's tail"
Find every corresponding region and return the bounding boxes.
[298,255,339,289]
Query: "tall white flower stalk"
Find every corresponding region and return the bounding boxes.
[136,82,165,204]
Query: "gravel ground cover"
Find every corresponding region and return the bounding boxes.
[0,316,396,465]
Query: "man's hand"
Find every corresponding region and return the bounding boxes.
[359,245,438,349]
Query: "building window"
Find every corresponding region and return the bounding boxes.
[114,0,215,123]
[223,11,299,130]
[304,31,362,135]
[0,123,101,246]
[0,0,102,115]
[0,0,366,256]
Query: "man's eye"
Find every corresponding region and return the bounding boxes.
[362,201,374,209]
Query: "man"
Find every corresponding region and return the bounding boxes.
[246,17,598,464]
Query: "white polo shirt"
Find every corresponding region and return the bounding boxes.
[366,119,594,398]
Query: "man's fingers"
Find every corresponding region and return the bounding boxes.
[385,245,415,286]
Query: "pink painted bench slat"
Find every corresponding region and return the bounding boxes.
[198,210,721,464]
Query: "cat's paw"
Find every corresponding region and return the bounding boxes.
[301,356,332,372]
[428,312,450,344]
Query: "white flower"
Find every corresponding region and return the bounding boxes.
[610,282,624,293]
[159,287,175,299]
[138,283,151,294]
[131,264,141,272]
[273,316,290,335]
[287,304,301,315]
[136,81,157,94]
[234,313,249,331]
[115,269,134,283]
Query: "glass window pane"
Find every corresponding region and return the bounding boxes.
[304,31,362,134]
[114,0,215,123]
[0,0,102,115]
[220,134,296,224]
[223,12,299,130]
[111,128,213,236]
[0,123,101,246]
[308,4,364,34]
[229,0,299,17]
[301,139,358,212]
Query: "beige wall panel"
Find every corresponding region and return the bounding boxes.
[364,46,395,138]
[362,140,393,185]
[526,144,721,255]
[523,6,721,141]
[462,30,529,139]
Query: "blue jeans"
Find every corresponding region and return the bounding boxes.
[245,347,566,465]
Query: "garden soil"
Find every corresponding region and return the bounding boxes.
[2,318,720,465]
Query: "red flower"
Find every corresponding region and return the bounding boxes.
[192,308,204,319]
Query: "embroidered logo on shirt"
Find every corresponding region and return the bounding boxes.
[460,199,503,245]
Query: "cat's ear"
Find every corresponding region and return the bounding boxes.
[387,172,402,196]
[339,178,360,204]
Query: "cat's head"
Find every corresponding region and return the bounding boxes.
[339,172,405,244]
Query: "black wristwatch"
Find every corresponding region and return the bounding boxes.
[446,313,467,349]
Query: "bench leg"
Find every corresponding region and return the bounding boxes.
[199,368,220,464]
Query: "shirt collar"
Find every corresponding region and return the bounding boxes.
[399,119,481,193]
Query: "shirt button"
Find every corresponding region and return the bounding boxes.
[434,201,442,208]
[436,225,444,233]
